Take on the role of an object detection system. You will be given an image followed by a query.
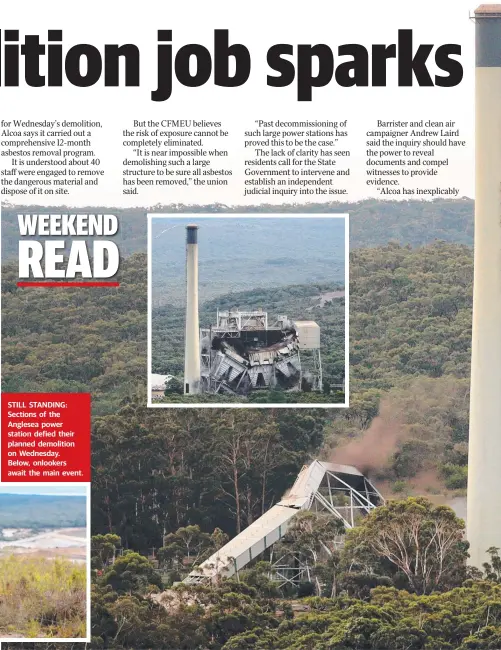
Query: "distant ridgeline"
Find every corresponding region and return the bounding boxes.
[0,493,86,530]
[152,281,346,390]
[1,199,474,261]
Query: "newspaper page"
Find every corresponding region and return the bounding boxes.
[0,0,498,648]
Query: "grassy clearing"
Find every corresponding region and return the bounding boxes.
[0,554,86,638]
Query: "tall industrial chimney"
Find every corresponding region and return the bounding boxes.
[184,225,201,395]
[467,5,501,568]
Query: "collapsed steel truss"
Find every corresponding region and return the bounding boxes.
[184,460,383,586]
[270,553,314,588]
[306,465,383,528]
[199,310,323,396]
[268,464,383,587]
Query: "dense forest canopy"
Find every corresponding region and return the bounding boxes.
[349,241,472,390]
[1,197,474,261]
[6,530,501,649]
[91,407,326,549]
[1,255,147,415]
[2,240,473,550]
[152,281,346,393]
[0,199,480,649]
[2,239,472,413]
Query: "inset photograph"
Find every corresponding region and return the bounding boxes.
[148,214,348,407]
[0,484,90,642]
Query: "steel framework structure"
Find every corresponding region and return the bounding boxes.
[184,460,383,586]
[298,348,323,393]
[199,310,324,396]
[269,553,314,588]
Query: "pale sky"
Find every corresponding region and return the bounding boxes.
[0,485,86,496]
[0,0,476,207]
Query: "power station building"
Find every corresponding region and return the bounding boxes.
[182,224,324,397]
[199,311,322,396]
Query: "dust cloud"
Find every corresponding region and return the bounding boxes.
[410,469,442,493]
[329,400,407,476]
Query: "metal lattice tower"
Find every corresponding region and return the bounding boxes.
[199,312,323,396]
[183,460,383,585]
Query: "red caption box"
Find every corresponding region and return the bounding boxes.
[1,393,91,482]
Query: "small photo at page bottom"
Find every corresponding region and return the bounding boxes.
[0,393,91,642]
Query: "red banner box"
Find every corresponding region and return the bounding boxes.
[1,393,91,482]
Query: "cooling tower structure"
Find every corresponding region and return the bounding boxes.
[183,225,201,395]
[467,5,501,568]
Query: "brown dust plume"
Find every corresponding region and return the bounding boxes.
[329,399,408,476]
